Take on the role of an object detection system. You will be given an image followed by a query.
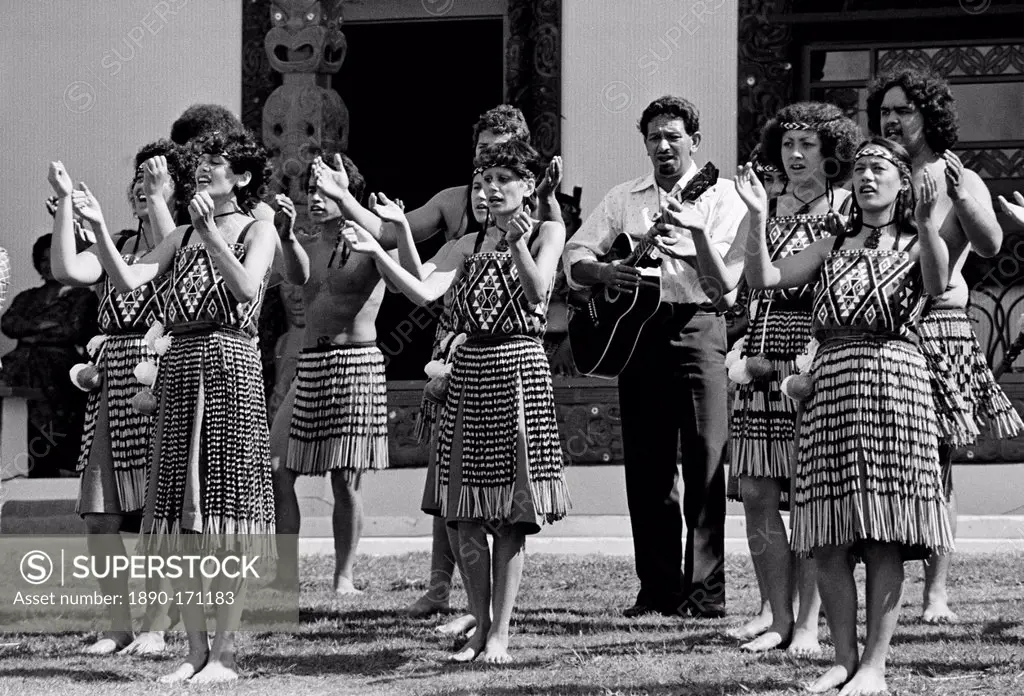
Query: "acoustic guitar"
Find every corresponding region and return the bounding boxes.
[567,162,719,378]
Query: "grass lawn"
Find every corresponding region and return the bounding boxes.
[0,551,1022,695]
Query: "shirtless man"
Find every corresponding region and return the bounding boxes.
[867,68,1023,623]
[270,152,396,593]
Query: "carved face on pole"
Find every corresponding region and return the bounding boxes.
[266,0,347,74]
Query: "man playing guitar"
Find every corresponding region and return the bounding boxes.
[563,95,747,618]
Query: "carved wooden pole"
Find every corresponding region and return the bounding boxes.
[262,0,349,236]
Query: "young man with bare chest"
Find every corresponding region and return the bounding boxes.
[867,68,1023,623]
[270,153,398,593]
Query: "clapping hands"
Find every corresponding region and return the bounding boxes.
[734,163,768,216]
[311,155,349,201]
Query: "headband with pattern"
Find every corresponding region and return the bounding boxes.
[780,120,833,131]
[753,159,781,174]
[471,163,536,180]
[855,144,911,176]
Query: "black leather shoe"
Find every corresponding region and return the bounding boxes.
[680,602,727,619]
[622,602,660,618]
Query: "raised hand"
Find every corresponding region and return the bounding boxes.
[537,155,563,199]
[311,155,348,200]
[997,191,1024,228]
[370,192,408,224]
[505,210,533,244]
[916,168,938,225]
[142,155,172,199]
[48,161,74,197]
[188,191,217,236]
[661,197,705,234]
[274,193,296,239]
[942,150,966,201]
[341,221,382,255]
[71,183,105,227]
[734,163,768,216]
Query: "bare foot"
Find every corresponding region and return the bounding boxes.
[449,629,487,663]
[82,632,132,655]
[158,662,199,684]
[436,614,477,636]
[741,630,787,652]
[118,631,166,656]
[921,597,958,624]
[838,667,887,696]
[479,635,513,664]
[804,665,853,693]
[406,593,449,618]
[786,627,822,658]
[334,576,364,596]
[726,610,773,641]
[157,650,208,683]
[190,659,240,684]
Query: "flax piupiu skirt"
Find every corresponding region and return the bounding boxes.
[77,333,154,518]
[142,329,275,554]
[790,334,954,560]
[423,336,570,535]
[730,301,814,503]
[286,343,389,482]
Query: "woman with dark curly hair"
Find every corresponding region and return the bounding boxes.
[78,128,277,684]
[742,136,965,696]
[728,102,859,655]
[344,139,570,664]
[46,139,191,656]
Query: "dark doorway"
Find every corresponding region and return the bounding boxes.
[336,18,504,378]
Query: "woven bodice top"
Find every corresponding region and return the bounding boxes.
[811,236,921,335]
[163,225,266,337]
[757,211,841,306]
[98,250,167,334]
[450,251,547,339]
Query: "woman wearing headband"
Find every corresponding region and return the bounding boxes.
[727,103,859,655]
[740,136,965,696]
[343,139,570,664]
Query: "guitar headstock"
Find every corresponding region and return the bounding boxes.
[677,162,719,203]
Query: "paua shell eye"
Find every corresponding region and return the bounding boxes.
[273,11,284,22]
[306,11,315,21]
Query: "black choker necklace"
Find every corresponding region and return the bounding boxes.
[791,189,827,216]
[493,224,510,252]
[861,218,896,249]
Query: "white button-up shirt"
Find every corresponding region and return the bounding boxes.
[563,162,748,305]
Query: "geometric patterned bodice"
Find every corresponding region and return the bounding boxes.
[811,244,922,335]
[164,235,265,337]
[758,212,840,305]
[450,251,547,339]
[97,253,166,334]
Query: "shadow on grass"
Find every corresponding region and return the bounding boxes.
[0,667,132,682]
[251,647,412,677]
[415,676,800,696]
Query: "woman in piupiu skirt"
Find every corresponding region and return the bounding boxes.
[88,129,277,684]
[738,137,970,695]
[343,140,570,664]
[48,142,192,656]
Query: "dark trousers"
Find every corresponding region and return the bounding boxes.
[618,304,728,610]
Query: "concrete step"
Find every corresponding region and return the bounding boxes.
[2,467,1022,553]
